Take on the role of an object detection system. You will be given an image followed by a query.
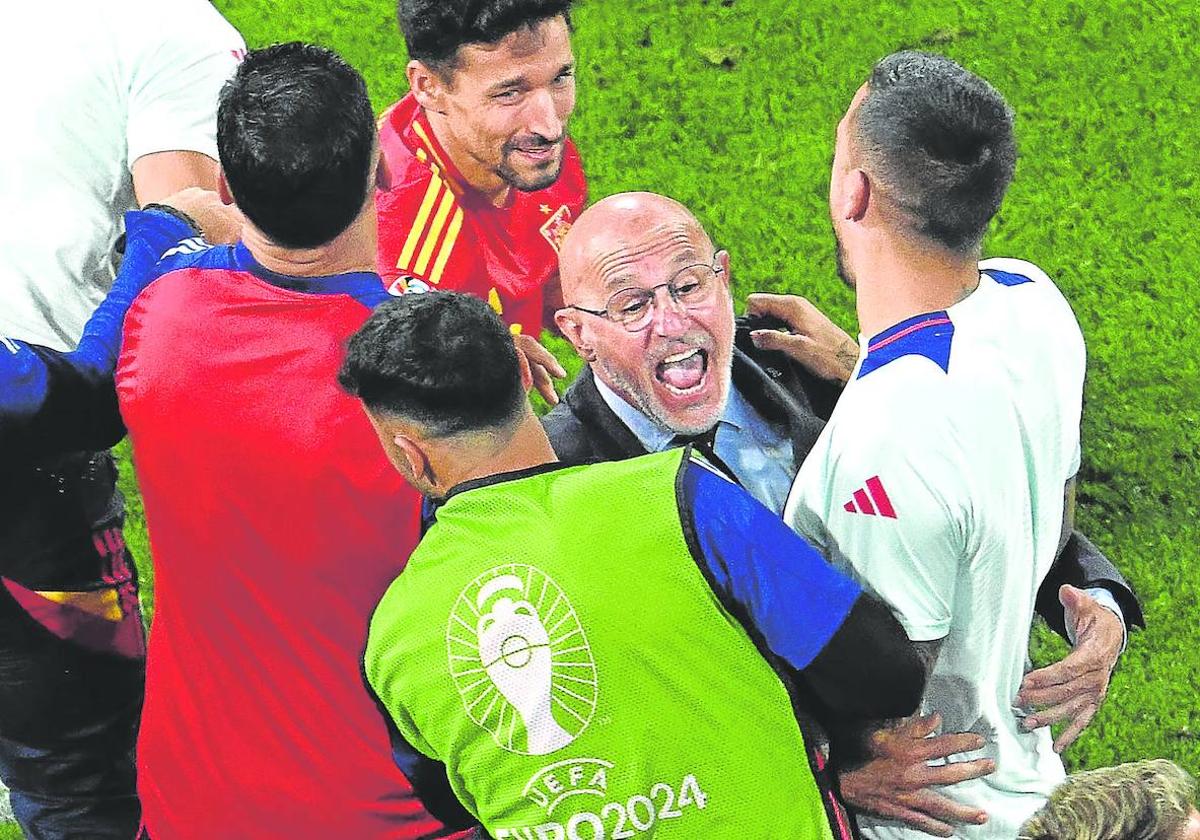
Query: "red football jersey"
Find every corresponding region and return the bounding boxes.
[376,93,587,337]
[117,243,449,839]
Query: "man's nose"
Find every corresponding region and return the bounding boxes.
[525,89,563,142]
[649,288,690,336]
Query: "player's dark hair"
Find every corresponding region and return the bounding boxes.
[397,0,573,77]
[217,43,376,249]
[853,51,1016,253]
[339,292,527,437]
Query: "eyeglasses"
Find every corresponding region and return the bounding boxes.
[566,261,724,332]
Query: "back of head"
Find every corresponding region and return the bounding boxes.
[854,50,1016,253]
[1018,759,1197,840]
[217,43,376,248]
[338,291,526,438]
[397,0,573,76]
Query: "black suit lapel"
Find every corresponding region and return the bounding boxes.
[563,366,651,460]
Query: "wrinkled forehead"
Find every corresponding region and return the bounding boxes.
[576,221,713,295]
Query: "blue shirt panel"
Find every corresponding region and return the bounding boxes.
[148,240,394,310]
[858,310,955,379]
[981,268,1033,287]
[679,457,861,671]
[230,242,394,308]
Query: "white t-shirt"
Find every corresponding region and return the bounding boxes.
[0,0,244,350]
[785,258,1085,839]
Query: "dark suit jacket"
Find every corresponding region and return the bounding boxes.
[542,323,1144,637]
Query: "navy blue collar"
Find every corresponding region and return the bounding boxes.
[857,310,955,379]
[232,242,390,306]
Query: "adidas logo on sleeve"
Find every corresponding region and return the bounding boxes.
[842,476,897,519]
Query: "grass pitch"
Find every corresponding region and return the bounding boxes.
[14,1,1186,836]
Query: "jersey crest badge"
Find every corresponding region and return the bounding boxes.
[539,205,573,253]
[387,274,432,296]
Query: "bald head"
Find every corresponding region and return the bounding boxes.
[554,191,734,437]
[559,192,714,304]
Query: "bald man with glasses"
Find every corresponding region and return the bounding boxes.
[549,191,847,512]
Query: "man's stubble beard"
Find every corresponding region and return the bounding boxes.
[834,227,856,290]
[594,350,731,439]
[496,142,565,193]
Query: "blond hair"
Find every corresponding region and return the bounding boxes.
[1019,759,1196,840]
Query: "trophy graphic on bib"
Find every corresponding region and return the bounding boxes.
[448,565,598,755]
[476,575,573,755]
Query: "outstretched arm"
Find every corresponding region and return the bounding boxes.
[680,456,925,721]
[0,207,198,459]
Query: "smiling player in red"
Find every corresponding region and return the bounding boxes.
[377,0,586,338]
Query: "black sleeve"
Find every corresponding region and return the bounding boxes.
[381,708,477,832]
[1036,530,1145,640]
[0,346,124,462]
[800,594,926,722]
[360,660,478,833]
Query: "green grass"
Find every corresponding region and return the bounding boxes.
[16,1,1185,835]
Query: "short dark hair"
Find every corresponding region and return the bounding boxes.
[339,292,526,437]
[397,0,573,75]
[854,50,1017,253]
[217,43,376,249]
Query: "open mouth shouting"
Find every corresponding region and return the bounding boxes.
[656,347,709,396]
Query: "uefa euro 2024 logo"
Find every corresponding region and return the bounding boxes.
[448,565,598,755]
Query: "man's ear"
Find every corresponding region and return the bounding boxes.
[217,170,234,205]
[515,341,534,393]
[393,433,431,483]
[407,59,448,114]
[715,249,731,286]
[554,310,595,362]
[846,169,871,223]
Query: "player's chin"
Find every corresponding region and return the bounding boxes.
[504,149,565,192]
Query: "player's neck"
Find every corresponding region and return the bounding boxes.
[442,411,559,493]
[852,234,981,339]
[424,112,512,207]
[242,207,378,278]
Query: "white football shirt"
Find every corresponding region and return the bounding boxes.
[785,258,1085,839]
[0,0,244,350]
